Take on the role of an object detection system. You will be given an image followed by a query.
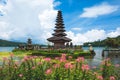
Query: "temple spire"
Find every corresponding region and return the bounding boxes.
[47,10,72,49]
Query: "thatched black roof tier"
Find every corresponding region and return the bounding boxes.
[54,28,66,32]
[47,36,71,42]
[52,32,67,36]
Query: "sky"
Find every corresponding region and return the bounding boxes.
[0,0,120,45]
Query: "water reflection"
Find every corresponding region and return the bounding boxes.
[0,47,15,52]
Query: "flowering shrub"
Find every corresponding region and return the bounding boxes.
[0,53,119,80]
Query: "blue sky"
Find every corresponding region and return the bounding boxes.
[0,0,120,45]
[55,0,120,31]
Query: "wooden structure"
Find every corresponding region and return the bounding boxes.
[47,10,72,49]
[102,49,120,57]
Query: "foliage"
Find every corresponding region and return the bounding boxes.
[31,49,92,58]
[0,53,119,80]
[83,35,120,47]
[105,37,119,48]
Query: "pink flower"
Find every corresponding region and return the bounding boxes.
[45,69,52,75]
[61,54,66,57]
[3,57,8,61]
[60,58,66,62]
[115,64,120,67]
[23,56,29,61]
[82,64,90,71]
[29,56,33,60]
[60,54,66,62]
[106,58,110,61]
[33,56,37,59]
[10,53,14,57]
[32,66,36,70]
[55,57,59,60]
[76,57,84,62]
[15,61,19,65]
[54,64,60,68]
[68,56,72,59]
[19,74,23,77]
[97,76,103,80]
[64,62,73,69]
[110,76,115,80]
[44,58,51,62]
[38,62,42,65]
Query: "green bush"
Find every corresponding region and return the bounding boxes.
[31,52,61,58]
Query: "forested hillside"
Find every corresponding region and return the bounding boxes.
[0,39,26,47]
[83,35,120,47]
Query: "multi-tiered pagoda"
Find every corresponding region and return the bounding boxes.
[47,10,72,49]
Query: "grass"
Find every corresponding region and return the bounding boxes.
[0,51,28,61]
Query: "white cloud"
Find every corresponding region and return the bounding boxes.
[0,0,58,44]
[53,1,61,7]
[67,31,88,45]
[67,28,120,45]
[80,2,119,18]
[71,27,82,31]
[0,4,5,16]
[84,29,106,41]
[0,0,12,16]
[107,28,120,37]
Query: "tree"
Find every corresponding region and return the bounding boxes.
[105,37,119,48]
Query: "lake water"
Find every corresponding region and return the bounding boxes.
[0,47,15,52]
[83,47,120,66]
[83,47,104,66]
[0,47,119,66]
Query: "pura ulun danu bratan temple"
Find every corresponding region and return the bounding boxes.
[47,10,72,49]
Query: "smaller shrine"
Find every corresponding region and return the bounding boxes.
[17,38,41,50]
[26,38,33,50]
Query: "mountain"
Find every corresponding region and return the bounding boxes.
[83,35,120,47]
[0,39,26,47]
